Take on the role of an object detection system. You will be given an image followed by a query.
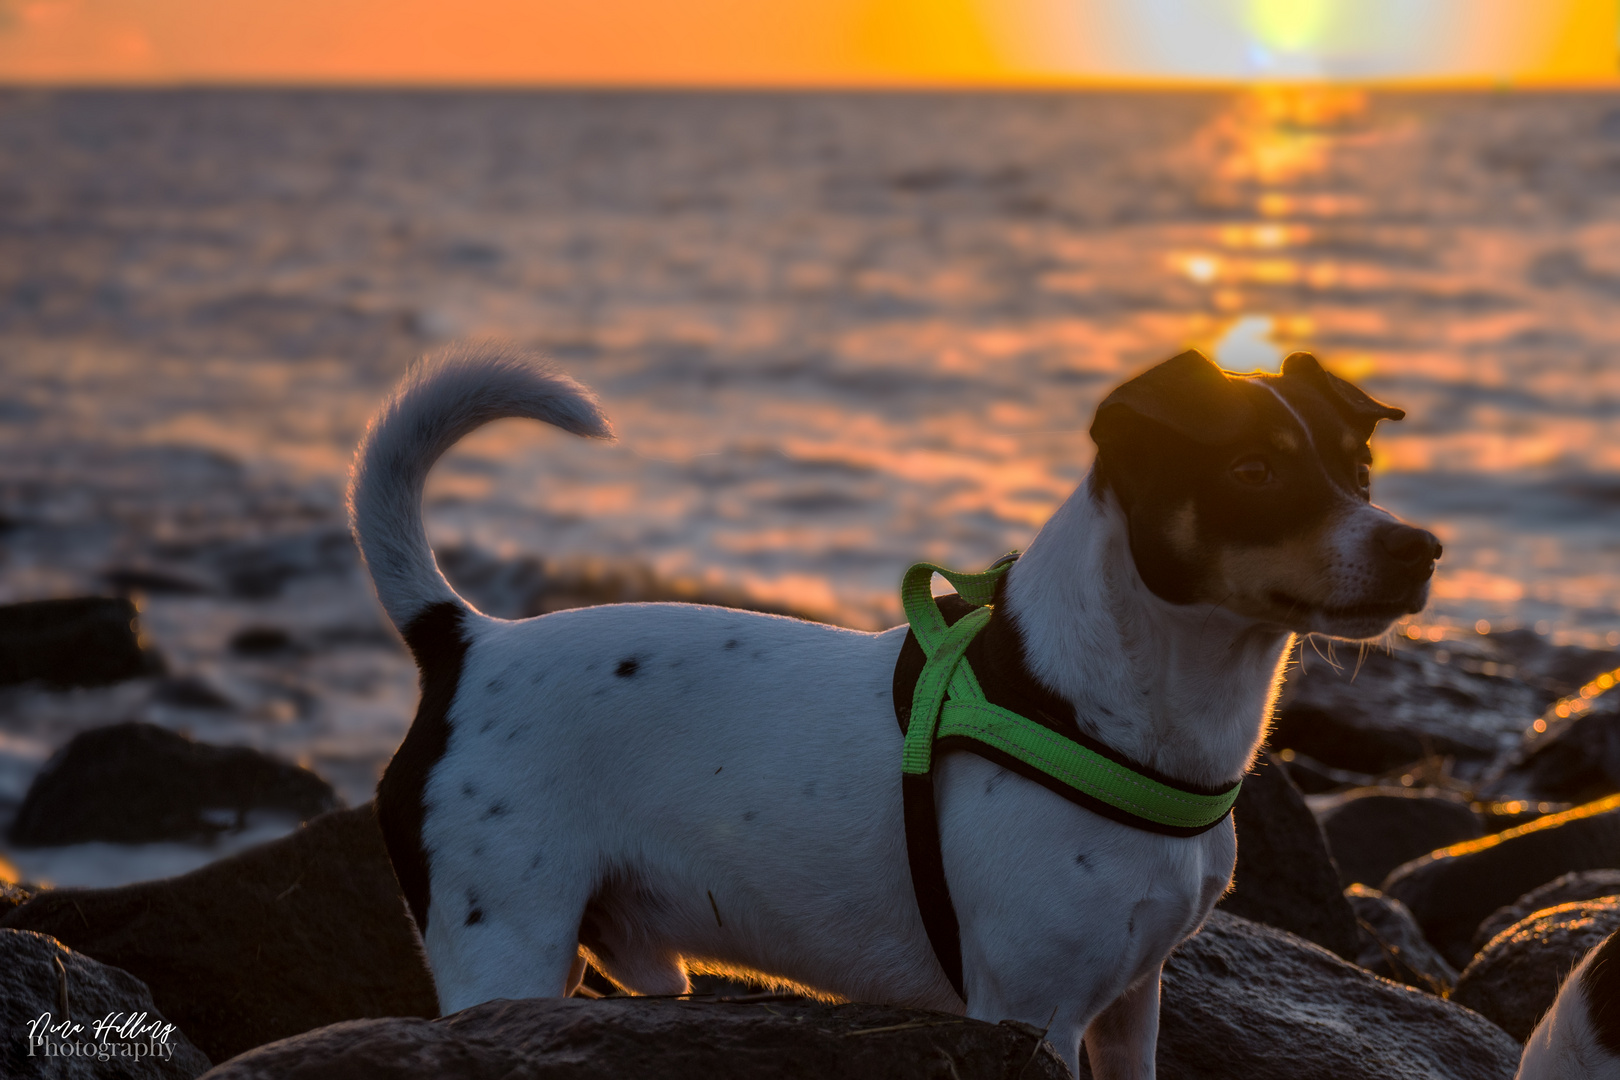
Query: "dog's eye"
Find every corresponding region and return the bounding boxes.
[1231,457,1271,486]
[1356,463,1371,490]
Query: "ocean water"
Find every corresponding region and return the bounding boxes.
[4,86,1620,882]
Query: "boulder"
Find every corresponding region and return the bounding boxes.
[1153,911,1519,1079]
[1,927,212,1079]
[1,880,40,916]
[1270,637,1550,774]
[198,997,1071,1080]
[1485,629,1620,697]
[1478,692,1620,805]
[1,805,437,1064]
[1472,869,1620,955]
[0,597,164,688]
[1314,787,1484,888]
[1381,792,1620,969]
[1216,754,1360,959]
[1451,899,1620,1042]
[1345,884,1457,994]
[7,722,339,846]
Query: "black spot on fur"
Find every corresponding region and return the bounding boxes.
[615,657,640,678]
[1584,930,1620,1055]
[743,810,758,822]
[375,602,468,935]
[486,678,504,692]
[1075,852,1089,869]
[482,801,508,819]
[461,782,476,798]
[724,639,739,650]
[478,719,497,734]
[465,907,483,926]
[801,781,817,798]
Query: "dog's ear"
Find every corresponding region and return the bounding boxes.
[1090,349,1254,448]
[1281,351,1405,428]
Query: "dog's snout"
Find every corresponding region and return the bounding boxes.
[1379,523,1442,567]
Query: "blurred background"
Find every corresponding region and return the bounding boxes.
[3,0,1620,883]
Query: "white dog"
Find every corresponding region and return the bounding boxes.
[1518,928,1620,1080]
[348,343,1439,1078]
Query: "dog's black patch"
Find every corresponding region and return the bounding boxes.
[466,907,483,926]
[1074,852,1089,869]
[1584,930,1620,1055]
[483,801,507,819]
[461,781,476,798]
[743,810,758,822]
[376,601,468,935]
[479,719,497,734]
[801,781,817,798]
[486,678,504,692]
[615,657,640,678]
[724,639,739,650]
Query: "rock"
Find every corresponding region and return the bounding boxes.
[1,805,438,1064]
[1451,899,1620,1042]
[1478,691,1620,804]
[1,927,212,1079]
[7,722,339,846]
[1272,749,1377,795]
[1472,869,1620,954]
[1485,628,1620,697]
[227,627,299,657]
[0,597,164,688]
[198,997,1071,1080]
[1314,787,1484,888]
[1153,911,1518,1079]
[1216,753,1360,959]
[1,880,40,916]
[1270,637,1551,774]
[1381,792,1620,969]
[1345,884,1458,994]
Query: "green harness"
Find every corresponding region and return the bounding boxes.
[901,556,1242,831]
[896,555,1243,1001]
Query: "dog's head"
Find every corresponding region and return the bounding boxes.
[1089,348,1439,639]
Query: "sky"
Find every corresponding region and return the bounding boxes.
[0,0,1614,85]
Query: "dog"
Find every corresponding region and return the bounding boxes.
[348,343,1440,1078]
[1518,928,1620,1079]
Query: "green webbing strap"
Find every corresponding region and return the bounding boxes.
[900,557,1241,832]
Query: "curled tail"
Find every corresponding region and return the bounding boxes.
[348,343,614,632]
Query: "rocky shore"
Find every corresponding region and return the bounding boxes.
[4,569,1620,1078]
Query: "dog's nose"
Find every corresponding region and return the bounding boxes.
[1379,523,1442,566]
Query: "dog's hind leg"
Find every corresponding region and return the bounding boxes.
[1082,969,1161,1080]
[424,900,590,1015]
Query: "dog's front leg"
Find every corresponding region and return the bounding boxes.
[1082,966,1161,1080]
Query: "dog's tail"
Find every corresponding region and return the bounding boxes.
[347,343,614,632]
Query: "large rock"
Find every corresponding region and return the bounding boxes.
[198,997,1071,1080]
[1486,629,1620,697]
[1,928,212,1079]
[1451,899,1620,1042]
[1478,691,1620,805]
[7,722,339,846]
[1381,792,1620,969]
[1,805,437,1063]
[0,597,164,688]
[1314,787,1484,888]
[1153,911,1519,1079]
[1472,869,1620,955]
[1345,885,1457,994]
[1270,637,1551,774]
[1216,754,1360,959]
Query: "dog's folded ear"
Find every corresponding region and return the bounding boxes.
[1281,351,1405,427]
[1090,349,1255,448]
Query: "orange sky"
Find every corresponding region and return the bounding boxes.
[1,0,1614,85]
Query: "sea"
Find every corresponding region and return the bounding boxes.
[3,86,1620,884]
